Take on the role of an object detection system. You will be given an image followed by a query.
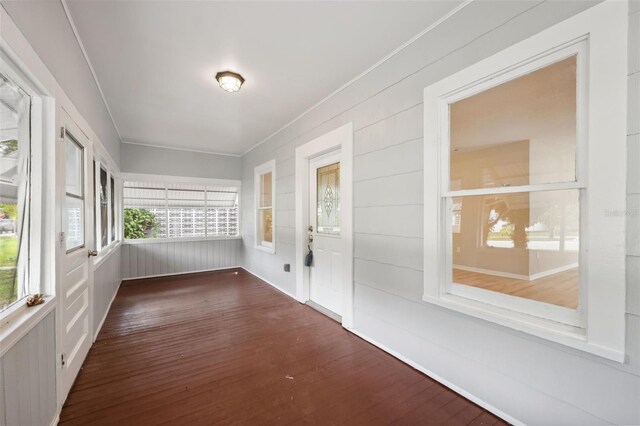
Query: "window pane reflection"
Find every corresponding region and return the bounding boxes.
[452,190,579,308]
[450,56,577,191]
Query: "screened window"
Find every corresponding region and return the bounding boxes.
[0,74,30,311]
[254,160,275,252]
[123,181,239,239]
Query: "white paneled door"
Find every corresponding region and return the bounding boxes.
[308,152,343,317]
[57,111,94,402]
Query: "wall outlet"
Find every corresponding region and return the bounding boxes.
[284,264,290,272]
[456,247,461,253]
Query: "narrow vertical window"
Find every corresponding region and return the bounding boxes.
[254,160,276,252]
[65,136,85,252]
[316,162,340,235]
[99,166,108,248]
[110,176,116,242]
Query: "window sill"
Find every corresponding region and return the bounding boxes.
[93,240,122,269]
[422,292,624,363]
[255,244,275,254]
[124,235,242,245]
[0,295,56,357]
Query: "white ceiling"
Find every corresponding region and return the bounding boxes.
[65,1,461,156]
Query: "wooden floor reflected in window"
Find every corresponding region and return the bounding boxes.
[453,268,579,309]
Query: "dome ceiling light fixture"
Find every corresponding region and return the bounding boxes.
[215,71,245,93]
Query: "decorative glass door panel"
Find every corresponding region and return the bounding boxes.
[316,162,340,235]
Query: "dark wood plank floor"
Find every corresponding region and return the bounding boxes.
[59,268,507,425]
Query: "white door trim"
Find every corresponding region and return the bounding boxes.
[295,123,354,329]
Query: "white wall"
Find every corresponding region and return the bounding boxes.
[121,143,242,180]
[122,239,241,280]
[0,312,56,426]
[0,4,125,424]
[241,1,640,424]
[1,0,121,164]
[93,247,122,338]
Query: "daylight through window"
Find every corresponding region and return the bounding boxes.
[123,181,239,239]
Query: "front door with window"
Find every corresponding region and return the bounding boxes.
[308,152,343,317]
[58,111,93,400]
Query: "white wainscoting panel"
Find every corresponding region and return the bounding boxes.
[121,238,241,280]
[0,311,57,426]
[93,247,122,338]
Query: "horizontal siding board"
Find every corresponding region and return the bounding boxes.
[354,138,423,182]
[355,233,423,271]
[355,205,423,238]
[354,170,423,207]
[354,258,424,301]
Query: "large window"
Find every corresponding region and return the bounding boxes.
[423,2,627,361]
[123,181,239,240]
[448,55,581,314]
[0,74,30,311]
[254,160,275,253]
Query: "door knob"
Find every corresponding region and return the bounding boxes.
[88,250,98,258]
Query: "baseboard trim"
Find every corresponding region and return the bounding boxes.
[453,264,530,281]
[347,328,522,426]
[240,267,300,301]
[93,279,122,342]
[453,262,579,282]
[121,266,241,282]
[528,263,579,281]
[239,267,516,425]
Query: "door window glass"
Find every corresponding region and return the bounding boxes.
[316,162,340,235]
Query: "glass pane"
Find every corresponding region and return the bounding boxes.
[66,196,84,251]
[450,56,577,191]
[110,176,115,241]
[0,74,30,310]
[316,162,340,235]
[123,181,166,239]
[124,207,165,239]
[168,208,205,238]
[258,208,273,244]
[65,138,83,196]
[259,172,272,208]
[452,189,579,309]
[100,167,108,247]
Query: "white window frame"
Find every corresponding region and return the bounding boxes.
[423,0,627,362]
[254,160,276,253]
[121,173,241,244]
[93,156,121,257]
[0,36,54,340]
